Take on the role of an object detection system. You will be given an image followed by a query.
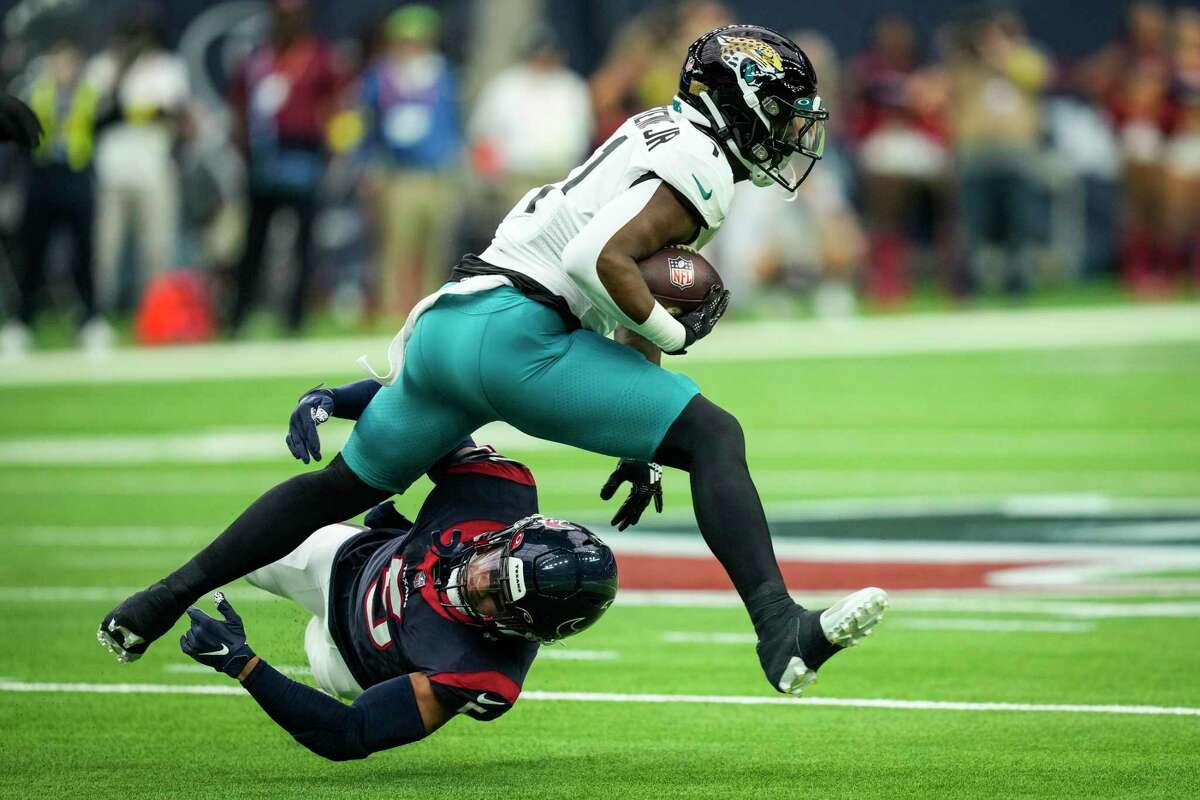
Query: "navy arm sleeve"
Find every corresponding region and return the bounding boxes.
[328,380,383,421]
[241,661,427,761]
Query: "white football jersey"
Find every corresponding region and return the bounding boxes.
[479,103,736,334]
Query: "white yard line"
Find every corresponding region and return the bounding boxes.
[0,421,557,466]
[3,425,1197,467]
[1,527,212,547]
[662,632,759,644]
[3,585,1199,616]
[164,663,313,676]
[10,523,1200,565]
[889,617,1096,632]
[1,303,1196,387]
[615,591,1200,614]
[536,649,619,661]
[661,617,1098,642]
[0,679,1195,716]
[2,465,1198,499]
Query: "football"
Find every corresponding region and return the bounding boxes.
[637,246,723,314]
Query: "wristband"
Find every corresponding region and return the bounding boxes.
[635,302,687,354]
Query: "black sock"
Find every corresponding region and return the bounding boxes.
[655,396,791,619]
[162,454,389,607]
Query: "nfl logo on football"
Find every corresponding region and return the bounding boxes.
[668,255,695,290]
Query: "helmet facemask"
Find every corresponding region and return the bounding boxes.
[434,514,618,644]
[743,93,827,193]
[439,535,529,635]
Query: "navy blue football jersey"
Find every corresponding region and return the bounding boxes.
[328,446,539,720]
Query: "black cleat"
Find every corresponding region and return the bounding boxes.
[756,587,888,695]
[97,581,185,663]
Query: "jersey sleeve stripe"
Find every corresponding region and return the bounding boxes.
[428,670,521,704]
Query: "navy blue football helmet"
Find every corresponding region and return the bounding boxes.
[434,515,618,643]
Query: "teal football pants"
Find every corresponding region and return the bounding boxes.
[342,286,700,493]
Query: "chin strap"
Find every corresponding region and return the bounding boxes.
[677,91,812,197]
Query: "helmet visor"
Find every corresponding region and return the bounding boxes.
[773,99,826,158]
[463,545,509,619]
[787,114,826,159]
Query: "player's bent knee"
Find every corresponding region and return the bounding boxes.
[702,404,746,463]
[654,394,746,470]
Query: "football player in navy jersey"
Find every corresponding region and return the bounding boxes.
[178,442,617,761]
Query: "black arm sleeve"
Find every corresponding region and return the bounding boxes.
[328,380,383,421]
[241,662,427,761]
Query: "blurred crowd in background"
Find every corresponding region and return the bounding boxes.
[1,0,1199,354]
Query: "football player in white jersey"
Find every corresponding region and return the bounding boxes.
[100,26,887,697]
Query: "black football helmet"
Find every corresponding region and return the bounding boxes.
[433,515,618,643]
[677,25,827,192]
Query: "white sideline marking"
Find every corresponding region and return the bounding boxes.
[537,649,619,661]
[1,303,1197,386]
[7,424,1199,467]
[1,680,1196,717]
[890,617,1096,633]
[522,692,1200,717]
[661,617,1097,643]
[663,632,757,644]
[0,421,557,466]
[164,663,312,676]
[3,465,1198,495]
[4,427,1198,468]
[5,586,1200,615]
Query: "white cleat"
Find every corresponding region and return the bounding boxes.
[820,586,889,648]
[96,619,143,663]
[777,656,819,695]
[775,587,889,696]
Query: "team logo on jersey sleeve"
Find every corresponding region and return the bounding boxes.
[668,255,695,289]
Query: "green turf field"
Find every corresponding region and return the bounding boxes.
[1,322,1199,799]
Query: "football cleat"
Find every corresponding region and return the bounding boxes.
[757,586,888,696]
[96,581,184,663]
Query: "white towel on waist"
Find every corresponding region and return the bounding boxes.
[357,275,514,387]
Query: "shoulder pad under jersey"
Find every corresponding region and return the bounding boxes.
[631,107,735,231]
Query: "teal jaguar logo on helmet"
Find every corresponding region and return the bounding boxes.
[718,33,788,89]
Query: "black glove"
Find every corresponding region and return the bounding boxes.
[286,386,335,463]
[364,500,414,531]
[180,593,256,679]
[0,95,43,149]
[666,285,731,355]
[600,459,663,531]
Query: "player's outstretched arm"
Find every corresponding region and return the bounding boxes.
[181,594,451,760]
[286,380,382,463]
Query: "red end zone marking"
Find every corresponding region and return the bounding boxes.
[615,554,1048,591]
